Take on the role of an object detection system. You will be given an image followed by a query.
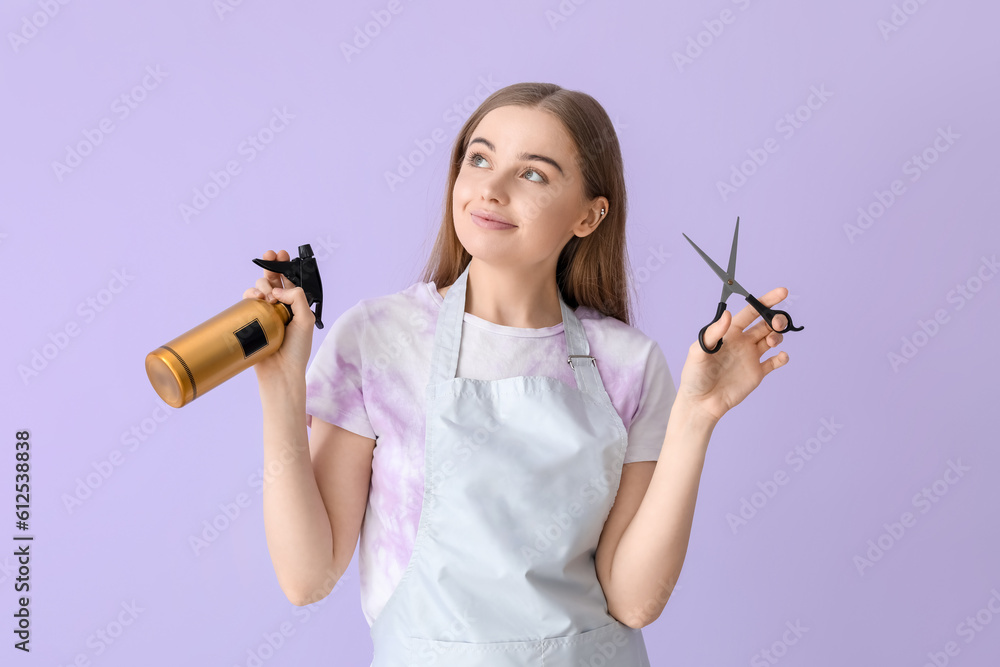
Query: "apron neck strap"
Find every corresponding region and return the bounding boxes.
[430,261,595,388]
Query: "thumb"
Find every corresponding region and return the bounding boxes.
[271,286,316,327]
[706,310,731,348]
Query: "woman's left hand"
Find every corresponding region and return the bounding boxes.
[676,286,792,424]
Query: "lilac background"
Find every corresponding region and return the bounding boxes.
[3,1,999,665]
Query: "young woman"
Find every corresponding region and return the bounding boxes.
[245,82,790,666]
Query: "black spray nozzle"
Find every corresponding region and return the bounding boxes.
[251,244,324,329]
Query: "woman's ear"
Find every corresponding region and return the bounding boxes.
[575,196,610,238]
[595,196,609,221]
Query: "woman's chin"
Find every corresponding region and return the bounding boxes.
[456,229,518,263]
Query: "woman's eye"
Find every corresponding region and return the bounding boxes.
[524,168,545,183]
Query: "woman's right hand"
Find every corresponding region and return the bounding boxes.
[242,249,316,388]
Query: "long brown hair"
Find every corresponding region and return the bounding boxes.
[419,82,635,326]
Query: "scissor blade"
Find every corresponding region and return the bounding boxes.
[726,276,750,298]
[727,216,739,278]
[682,232,731,285]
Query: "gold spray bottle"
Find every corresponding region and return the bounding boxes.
[144,244,324,408]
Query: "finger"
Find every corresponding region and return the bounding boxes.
[275,249,291,287]
[756,329,783,357]
[242,288,265,300]
[702,309,731,349]
[745,316,780,343]
[255,276,277,301]
[760,350,789,377]
[262,249,291,291]
[733,286,788,331]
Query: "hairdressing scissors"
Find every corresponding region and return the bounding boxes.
[682,216,803,354]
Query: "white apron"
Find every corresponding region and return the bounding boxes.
[369,262,651,666]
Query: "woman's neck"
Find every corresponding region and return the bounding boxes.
[439,260,563,328]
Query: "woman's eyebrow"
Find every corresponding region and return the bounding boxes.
[468,136,564,176]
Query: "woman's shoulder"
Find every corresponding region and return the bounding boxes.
[577,303,655,341]
[577,304,664,369]
[371,278,440,311]
[340,278,439,335]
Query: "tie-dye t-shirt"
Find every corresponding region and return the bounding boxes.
[304,278,677,627]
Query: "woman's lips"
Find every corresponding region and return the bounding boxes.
[471,213,516,230]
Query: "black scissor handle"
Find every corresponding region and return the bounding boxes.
[698,301,728,354]
[745,295,804,333]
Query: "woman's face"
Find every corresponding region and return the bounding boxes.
[452,105,605,270]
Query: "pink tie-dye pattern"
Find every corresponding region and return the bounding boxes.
[304,279,676,626]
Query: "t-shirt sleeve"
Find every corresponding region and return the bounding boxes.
[623,340,676,464]
[304,300,377,440]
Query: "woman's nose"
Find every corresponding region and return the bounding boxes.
[478,172,509,202]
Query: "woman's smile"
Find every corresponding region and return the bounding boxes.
[471,211,517,230]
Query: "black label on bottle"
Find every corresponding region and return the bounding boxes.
[234,319,268,358]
